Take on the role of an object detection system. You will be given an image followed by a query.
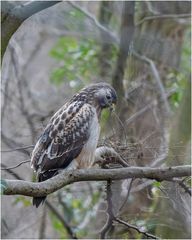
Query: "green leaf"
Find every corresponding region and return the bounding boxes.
[72,199,82,209]
[153,181,161,187]
[50,211,68,238]
[49,37,78,60]
[50,68,66,85]
[49,38,100,86]
[13,196,31,207]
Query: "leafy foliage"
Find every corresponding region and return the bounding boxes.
[49,185,102,238]
[13,196,31,207]
[50,37,99,87]
[167,27,191,109]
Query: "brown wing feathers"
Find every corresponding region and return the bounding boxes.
[31,101,94,207]
[31,83,117,207]
[31,101,94,174]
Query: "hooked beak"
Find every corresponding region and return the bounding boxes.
[109,103,116,112]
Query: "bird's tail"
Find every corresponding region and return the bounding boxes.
[33,196,46,208]
[33,169,58,208]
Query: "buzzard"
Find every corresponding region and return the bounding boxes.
[31,82,117,207]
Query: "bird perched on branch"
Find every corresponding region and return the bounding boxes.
[31,82,117,207]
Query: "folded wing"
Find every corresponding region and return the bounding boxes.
[31,102,95,173]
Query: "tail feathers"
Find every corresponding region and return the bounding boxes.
[33,196,46,208]
[32,169,59,208]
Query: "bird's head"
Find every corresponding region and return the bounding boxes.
[71,82,117,112]
[93,83,117,110]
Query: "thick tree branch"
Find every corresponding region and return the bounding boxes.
[2,165,191,197]
[1,1,61,58]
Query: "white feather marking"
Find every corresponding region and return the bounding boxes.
[74,107,100,169]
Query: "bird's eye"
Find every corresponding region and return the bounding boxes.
[106,94,111,100]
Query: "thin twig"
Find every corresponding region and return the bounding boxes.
[126,86,177,126]
[132,50,171,115]
[1,160,30,170]
[1,131,31,156]
[115,218,158,239]
[1,145,34,153]
[131,179,155,193]
[67,1,119,44]
[94,146,129,167]
[173,178,191,196]
[9,42,37,142]
[46,201,77,239]
[1,163,22,180]
[136,13,191,26]
[126,101,157,125]
[118,178,134,213]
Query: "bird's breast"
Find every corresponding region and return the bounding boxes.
[75,109,100,169]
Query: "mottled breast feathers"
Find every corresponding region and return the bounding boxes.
[31,101,96,173]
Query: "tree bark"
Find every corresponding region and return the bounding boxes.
[2,165,190,197]
[112,1,135,116]
[1,1,61,59]
[98,1,113,80]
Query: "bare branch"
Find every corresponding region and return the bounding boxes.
[1,163,22,180]
[115,218,158,239]
[118,178,134,213]
[9,43,37,142]
[136,13,191,26]
[67,1,119,45]
[173,178,191,196]
[45,201,77,239]
[1,160,30,170]
[2,165,191,197]
[1,145,34,153]
[132,50,171,115]
[126,101,157,125]
[1,131,31,156]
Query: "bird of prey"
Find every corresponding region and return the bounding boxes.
[31,82,117,207]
